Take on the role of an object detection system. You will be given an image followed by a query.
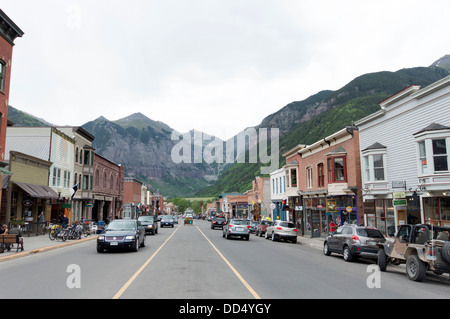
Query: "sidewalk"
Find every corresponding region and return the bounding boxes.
[0,233,97,262]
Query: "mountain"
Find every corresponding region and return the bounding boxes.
[431,55,450,70]
[196,62,450,196]
[81,113,229,197]
[8,56,450,198]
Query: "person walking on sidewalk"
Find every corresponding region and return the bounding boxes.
[38,210,45,234]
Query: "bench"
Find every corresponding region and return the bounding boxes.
[0,234,23,253]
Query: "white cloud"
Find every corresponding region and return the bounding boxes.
[2,0,450,139]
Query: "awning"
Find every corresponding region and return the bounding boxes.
[14,182,59,199]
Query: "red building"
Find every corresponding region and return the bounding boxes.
[93,153,125,222]
[0,9,23,222]
[0,9,23,166]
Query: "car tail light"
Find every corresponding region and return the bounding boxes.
[246,225,251,229]
[213,221,216,224]
[276,227,282,230]
[352,235,360,243]
[293,229,298,232]
[228,224,233,228]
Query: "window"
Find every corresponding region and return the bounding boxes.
[306,167,313,188]
[0,61,5,91]
[373,154,385,181]
[317,163,324,187]
[52,167,61,187]
[290,168,297,187]
[418,141,427,173]
[327,157,346,182]
[432,139,448,172]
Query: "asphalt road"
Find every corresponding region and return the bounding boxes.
[0,219,448,300]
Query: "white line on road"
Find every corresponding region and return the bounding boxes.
[112,226,181,299]
[196,226,261,299]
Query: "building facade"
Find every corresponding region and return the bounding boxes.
[298,126,362,238]
[5,126,76,222]
[93,152,124,223]
[356,76,450,234]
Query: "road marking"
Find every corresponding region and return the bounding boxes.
[112,226,180,299]
[196,226,261,299]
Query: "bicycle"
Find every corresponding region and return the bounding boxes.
[48,223,63,241]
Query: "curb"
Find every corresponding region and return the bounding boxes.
[0,236,97,262]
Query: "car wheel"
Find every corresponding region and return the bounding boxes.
[378,248,387,271]
[441,242,450,264]
[291,238,297,244]
[343,246,353,262]
[323,242,331,256]
[134,238,139,252]
[406,255,426,282]
[271,232,277,241]
[97,246,104,253]
[141,236,146,248]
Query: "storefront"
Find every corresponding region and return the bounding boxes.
[422,195,450,226]
[303,197,327,238]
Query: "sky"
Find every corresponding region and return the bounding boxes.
[2,0,450,140]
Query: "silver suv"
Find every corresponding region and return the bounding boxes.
[222,219,250,240]
[265,220,298,243]
[323,225,385,262]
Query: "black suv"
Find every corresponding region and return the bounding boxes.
[138,215,158,235]
[211,217,226,229]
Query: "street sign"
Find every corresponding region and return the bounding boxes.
[393,199,407,206]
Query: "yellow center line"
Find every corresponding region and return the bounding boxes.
[112,226,181,299]
[196,226,261,299]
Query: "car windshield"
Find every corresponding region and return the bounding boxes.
[357,228,384,238]
[162,216,173,220]
[106,221,136,231]
[138,216,154,222]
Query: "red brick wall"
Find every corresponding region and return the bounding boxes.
[0,35,13,162]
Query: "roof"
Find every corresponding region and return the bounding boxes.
[413,122,450,136]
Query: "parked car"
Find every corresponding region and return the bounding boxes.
[323,225,385,262]
[97,219,145,253]
[211,217,226,229]
[377,224,450,281]
[161,215,174,228]
[173,216,178,224]
[265,220,298,243]
[138,215,158,235]
[248,220,259,234]
[255,220,271,237]
[222,218,251,240]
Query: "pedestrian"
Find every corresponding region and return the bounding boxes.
[329,220,337,233]
[38,210,45,234]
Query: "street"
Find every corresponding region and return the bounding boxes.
[0,219,449,300]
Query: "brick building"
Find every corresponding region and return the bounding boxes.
[0,9,23,220]
[297,126,362,238]
[93,153,124,222]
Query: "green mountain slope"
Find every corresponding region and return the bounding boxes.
[196,65,450,197]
